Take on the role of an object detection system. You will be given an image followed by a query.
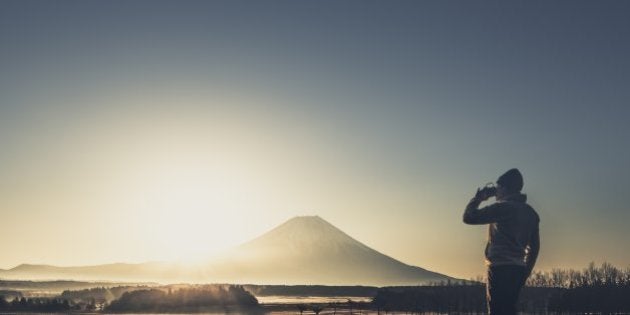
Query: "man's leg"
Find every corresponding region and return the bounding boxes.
[487,265,526,315]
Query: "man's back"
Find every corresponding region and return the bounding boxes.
[484,194,540,267]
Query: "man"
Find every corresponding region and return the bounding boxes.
[463,168,540,315]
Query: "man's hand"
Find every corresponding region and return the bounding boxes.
[474,188,491,201]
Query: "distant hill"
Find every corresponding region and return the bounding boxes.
[0,216,457,286]
[0,279,156,295]
[0,262,177,283]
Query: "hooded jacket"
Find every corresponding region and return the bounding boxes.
[463,193,540,267]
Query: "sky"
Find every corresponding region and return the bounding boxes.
[1,1,629,279]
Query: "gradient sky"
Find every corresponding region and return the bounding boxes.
[1,1,629,279]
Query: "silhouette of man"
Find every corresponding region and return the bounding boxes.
[463,168,540,315]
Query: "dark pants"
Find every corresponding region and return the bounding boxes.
[486,265,526,315]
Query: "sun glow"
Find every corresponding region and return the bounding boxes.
[62,97,289,264]
[2,93,356,268]
[115,152,270,263]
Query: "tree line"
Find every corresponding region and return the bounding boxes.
[372,262,630,314]
[105,285,260,313]
[538,262,630,314]
[526,262,630,288]
[60,285,148,302]
[0,296,72,312]
[1,284,259,313]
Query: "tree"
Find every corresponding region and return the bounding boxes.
[297,303,307,315]
[311,304,324,314]
[347,298,355,315]
[328,301,339,315]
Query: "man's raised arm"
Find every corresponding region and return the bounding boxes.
[463,195,504,225]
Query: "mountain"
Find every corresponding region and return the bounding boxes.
[0,216,456,286]
[206,216,454,285]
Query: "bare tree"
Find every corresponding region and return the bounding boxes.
[297,303,307,315]
[311,304,324,314]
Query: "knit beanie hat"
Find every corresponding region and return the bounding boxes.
[497,168,523,193]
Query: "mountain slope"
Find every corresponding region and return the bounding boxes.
[205,216,453,285]
[0,216,456,286]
